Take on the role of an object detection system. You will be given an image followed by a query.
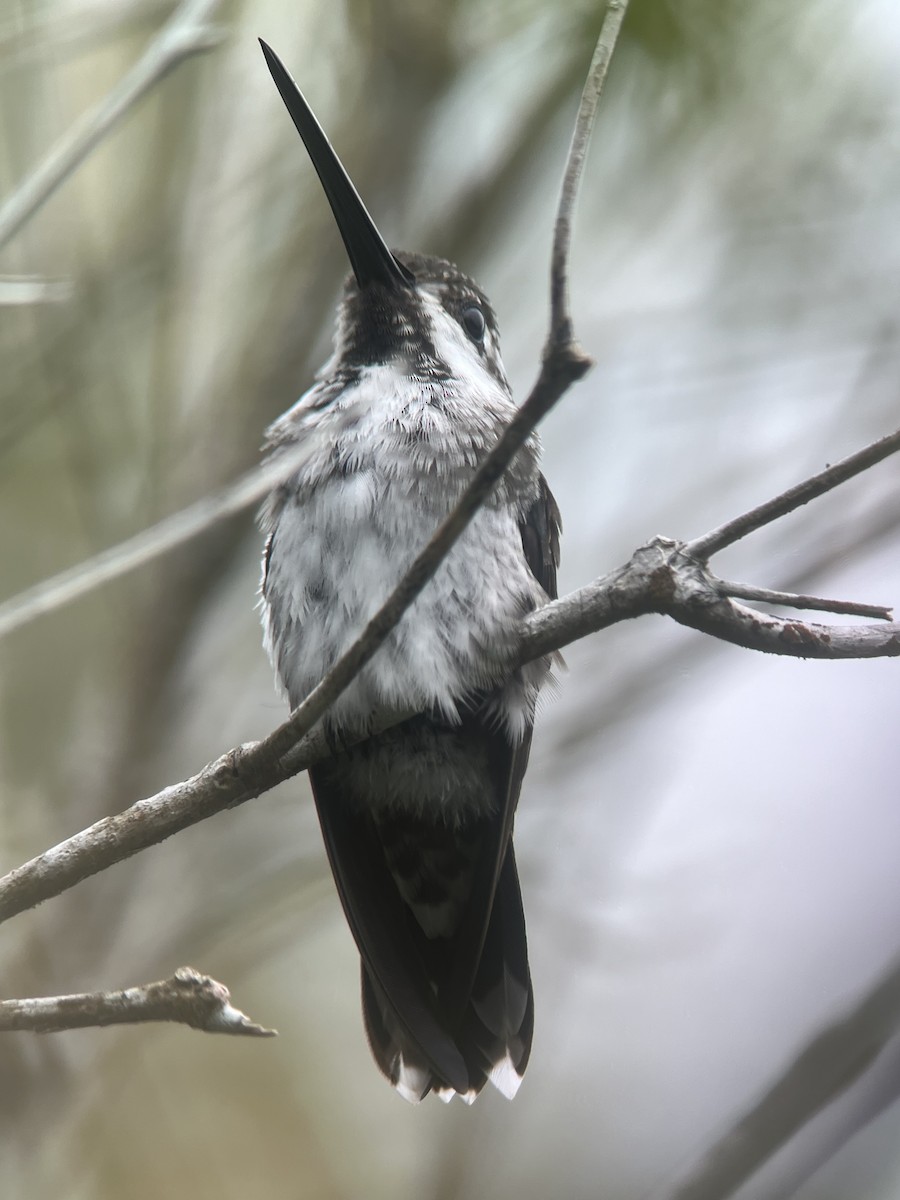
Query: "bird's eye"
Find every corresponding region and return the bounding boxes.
[461,305,486,343]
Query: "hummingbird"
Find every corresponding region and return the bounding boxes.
[257,41,560,1103]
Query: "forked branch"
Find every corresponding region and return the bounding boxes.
[0,429,898,930]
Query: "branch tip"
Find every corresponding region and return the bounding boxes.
[718,580,893,622]
[689,425,900,560]
[0,966,276,1037]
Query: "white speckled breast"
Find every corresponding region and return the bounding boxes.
[260,351,549,744]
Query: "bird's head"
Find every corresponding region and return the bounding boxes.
[260,41,510,396]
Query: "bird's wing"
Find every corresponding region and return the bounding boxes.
[308,473,561,1099]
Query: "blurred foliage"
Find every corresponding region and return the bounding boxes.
[2,2,900,1199]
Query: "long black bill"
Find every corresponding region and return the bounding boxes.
[260,40,414,291]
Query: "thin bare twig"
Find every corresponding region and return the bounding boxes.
[520,541,900,663]
[717,580,892,621]
[5,403,895,646]
[0,0,223,250]
[550,0,629,342]
[687,425,900,560]
[0,967,276,1037]
[0,4,895,1036]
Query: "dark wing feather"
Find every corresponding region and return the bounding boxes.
[451,473,559,1085]
[520,473,561,602]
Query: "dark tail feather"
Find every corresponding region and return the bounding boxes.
[361,845,533,1103]
[310,712,535,1104]
[462,845,534,1097]
[361,968,440,1103]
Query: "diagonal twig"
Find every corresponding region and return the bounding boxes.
[519,542,900,663]
[0,0,224,250]
[2,396,897,648]
[0,1,632,922]
[687,426,900,560]
[1,0,896,940]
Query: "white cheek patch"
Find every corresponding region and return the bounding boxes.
[420,289,506,396]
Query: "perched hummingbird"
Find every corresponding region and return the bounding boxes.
[258,41,560,1103]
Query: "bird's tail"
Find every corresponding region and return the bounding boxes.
[361,845,533,1104]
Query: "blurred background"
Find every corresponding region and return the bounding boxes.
[2,1,900,1197]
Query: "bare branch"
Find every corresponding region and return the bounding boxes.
[657,954,900,1200]
[687,425,900,560]
[664,586,900,663]
[0,4,893,1029]
[0,967,276,1037]
[717,580,892,621]
[0,1,174,63]
[0,0,224,250]
[0,723,323,926]
[519,539,900,662]
[5,412,894,646]
[0,533,896,929]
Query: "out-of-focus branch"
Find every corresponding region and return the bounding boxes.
[0,440,319,639]
[0,967,275,1037]
[657,954,900,1200]
[0,0,224,250]
[0,275,73,305]
[0,0,174,63]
